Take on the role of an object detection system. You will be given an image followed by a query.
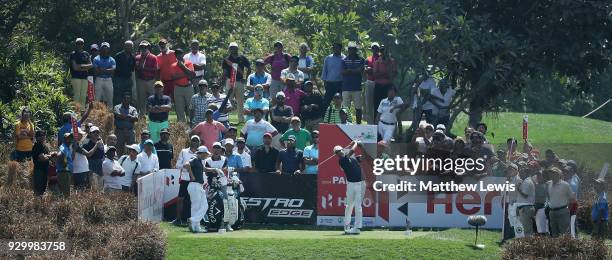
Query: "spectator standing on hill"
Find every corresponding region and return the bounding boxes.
[234,137,251,171]
[372,45,396,118]
[82,126,105,190]
[135,139,159,194]
[281,55,305,87]
[592,178,608,240]
[191,109,227,150]
[102,146,125,193]
[113,40,135,106]
[171,48,196,123]
[280,117,311,150]
[534,170,549,235]
[547,167,575,237]
[297,43,315,82]
[207,82,232,127]
[247,59,272,98]
[321,42,345,113]
[222,42,251,124]
[56,133,75,197]
[275,135,304,175]
[157,38,177,98]
[241,108,278,151]
[324,93,350,124]
[282,74,306,117]
[147,81,172,142]
[364,42,380,124]
[184,39,207,90]
[303,130,319,175]
[113,94,138,155]
[93,42,116,108]
[300,81,323,131]
[342,42,365,124]
[58,103,92,147]
[264,41,291,103]
[13,108,34,162]
[252,133,279,174]
[69,38,93,106]
[430,79,456,128]
[190,80,212,127]
[32,130,54,196]
[270,92,293,135]
[516,169,536,237]
[154,128,174,170]
[244,85,270,121]
[376,87,404,142]
[135,40,158,113]
[118,144,141,193]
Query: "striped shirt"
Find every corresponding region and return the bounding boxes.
[323,104,351,124]
[190,93,212,126]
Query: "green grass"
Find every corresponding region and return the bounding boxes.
[161,223,502,259]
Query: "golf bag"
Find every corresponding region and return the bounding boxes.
[205,170,246,231]
[230,172,246,230]
[205,179,225,231]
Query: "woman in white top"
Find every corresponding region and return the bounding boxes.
[102,146,125,193]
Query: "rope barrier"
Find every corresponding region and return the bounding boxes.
[582,98,611,118]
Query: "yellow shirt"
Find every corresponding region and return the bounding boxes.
[15,121,34,151]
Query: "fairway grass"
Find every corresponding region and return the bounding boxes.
[162,223,502,259]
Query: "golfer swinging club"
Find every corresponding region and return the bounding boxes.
[334,140,366,235]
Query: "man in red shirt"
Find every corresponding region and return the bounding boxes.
[135,40,158,113]
[373,45,397,116]
[156,38,177,98]
[171,48,196,123]
[364,42,380,124]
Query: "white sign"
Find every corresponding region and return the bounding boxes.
[137,171,165,222]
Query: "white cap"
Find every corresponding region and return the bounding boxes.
[104,145,116,153]
[276,91,285,98]
[75,38,84,43]
[370,42,380,48]
[224,138,234,146]
[101,42,110,48]
[212,142,223,148]
[436,124,446,130]
[347,41,358,48]
[333,145,343,153]
[124,40,134,46]
[228,42,238,48]
[89,126,100,133]
[198,79,208,85]
[190,135,200,142]
[126,144,140,153]
[197,146,210,154]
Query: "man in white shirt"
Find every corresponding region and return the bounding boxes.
[118,144,141,193]
[516,170,536,237]
[184,39,206,89]
[376,87,404,142]
[171,135,200,226]
[240,108,278,151]
[280,56,305,88]
[547,167,575,237]
[135,139,159,195]
[234,137,252,171]
[430,79,456,127]
[101,146,125,193]
[415,124,434,154]
[411,68,437,124]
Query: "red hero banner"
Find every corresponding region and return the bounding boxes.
[522,115,528,140]
[70,113,79,140]
[87,76,95,103]
[317,124,387,222]
[230,63,237,88]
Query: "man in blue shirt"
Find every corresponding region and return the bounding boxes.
[57,133,75,197]
[342,42,365,124]
[113,94,138,155]
[246,59,272,98]
[321,42,345,113]
[57,104,92,147]
[334,140,365,235]
[93,42,116,108]
[592,178,608,240]
[275,135,304,175]
[244,85,270,121]
[147,81,172,142]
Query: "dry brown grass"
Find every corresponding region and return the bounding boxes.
[502,235,608,259]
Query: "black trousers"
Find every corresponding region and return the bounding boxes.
[374,83,392,113]
[323,81,343,113]
[32,168,48,196]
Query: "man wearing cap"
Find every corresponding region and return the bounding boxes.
[135,139,159,194]
[244,84,270,121]
[32,130,55,195]
[241,108,278,150]
[275,135,304,175]
[564,160,580,238]
[281,55,305,87]
[516,167,536,237]
[334,140,365,234]
[342,42,366,124]
[155,128,174,169]
[270,92,293,134]
[184,39,207,89]
[119,144,141,193]
[234,137,252,171]
[102,146,125,193]
[57,106,93,147]
[156,38,177,98]
[93,42,116,108]
[207,81,232,126]
[281,117,311,150]
[283,74,306,117]
[504,163,523,239]
[303,130,319,174]
[171,48,196,123]
[185,145,211,233]
[298,43,315,82]
[191,109,227,150]
[252,133,279,174]
[139,130,154,153]
[113,40,136,106]
[89,44,99,80]
[81,126,105,189]
[57,133,75,197]
[264,41,292,103]
[204,142,234,231]
[364,42,380,124]
[247,59,272,98]
[225,126,238,141]
[321,42,345,113]
[430,78,456,127]
[300,81,323,131]
[69,38,93,106]
[376,87,404,142]
[324,93,351,124]
[591,178,608,240]
[222,42,251,124]
[147,81,172,142]
[135,40,158,112]
[114,94,138,154]
[189,79,212,127]
[224,139,246,176]
[172,135,201,225]
[546,167,576,237]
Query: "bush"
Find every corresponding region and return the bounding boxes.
[502,235,608,259]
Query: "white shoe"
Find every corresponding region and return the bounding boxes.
[226,224,234,232]
[344,225,351,234]
[349,228,361,235]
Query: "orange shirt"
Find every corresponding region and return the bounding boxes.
[373,58,396,85]
[157,50,176,81]
[172,61,194,87]
[15,121,34,151]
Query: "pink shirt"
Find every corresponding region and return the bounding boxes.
[264,52,290,80]
[192,121,226,150]
[283,88,306,116]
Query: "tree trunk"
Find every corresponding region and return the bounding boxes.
[468,97,484,128]
[118,0,131,40]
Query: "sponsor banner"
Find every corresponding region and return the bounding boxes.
[240,173,317,224]
[317,216,377,227]
[137,170,165,223]
[87,76,95,103]
[387,175,504,229]
[161,169,181,221]
[317,124,388,224]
